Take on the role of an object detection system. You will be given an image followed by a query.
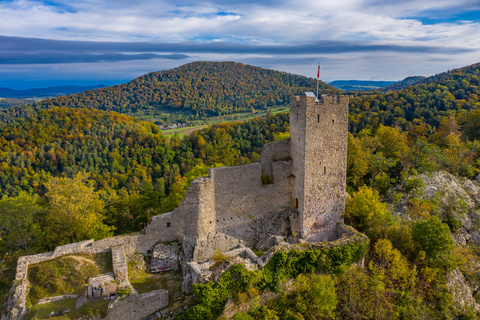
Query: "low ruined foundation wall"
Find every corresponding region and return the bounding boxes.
[186,231,245,263]
[104,290,169,320]
[4,233,159,320]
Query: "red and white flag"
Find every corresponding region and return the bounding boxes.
[317,63,320,79]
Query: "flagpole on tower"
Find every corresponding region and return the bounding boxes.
[316,62,320,101]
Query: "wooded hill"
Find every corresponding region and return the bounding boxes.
[349,62,480,133]
[0,61,339,126]
[3,63,480,318]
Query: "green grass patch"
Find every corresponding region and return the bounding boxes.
[26,296,109,319]
[132,104,289,137]
[127,262,165,294]
[27,256,98,305]
[161,124,205,134]
[25,298,76,320]
[75,299,109,318]
[254,251,266,257]
[79,251,113,274]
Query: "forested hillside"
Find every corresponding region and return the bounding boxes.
[0,98,34,110]
[3,62,480,319]
[349,62,480,133]
[0,61,339,126]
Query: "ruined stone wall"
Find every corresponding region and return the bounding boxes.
[145,210,184,243]
[103,290,168,320]
[258,138,291,176]
[111,246,128,281]
[4,234,160,320]
[187,231,244,263]
[211,161,292,247]
[184,177,216,240]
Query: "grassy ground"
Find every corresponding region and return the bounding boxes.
[79,251,113,274]
[160,105,289,136]
[127,261,166,294]
[26,251,114,315]
[25,298,76,320]
[25,298,109,320]
[27,256,98,304]
[126,261,190,312]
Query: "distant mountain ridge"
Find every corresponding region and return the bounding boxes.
[329,80,397,91]
[376,76,425,92]
[0,85,106,98]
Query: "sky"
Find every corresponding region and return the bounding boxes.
[0,0,480,89]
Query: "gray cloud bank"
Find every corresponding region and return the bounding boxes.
[0,35,472,65]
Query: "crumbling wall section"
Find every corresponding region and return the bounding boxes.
[212,162,292,247]
[145,210,184,243]
[187,231,244,263]
[111,246,128,281]
[259,138,291,177]
[104,290,169,320]
[4,234,158,320]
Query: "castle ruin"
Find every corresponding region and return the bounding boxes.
[145,93,349,261]
[4,94,354,320]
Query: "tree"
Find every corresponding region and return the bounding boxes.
[161,175,188,212]
[345,186,392,242]
[412,216,454,260]
[0,192,43,252]
[376,125,409,161]
[43,172,114,247]
[347,133,369,190]
[336,266,394,320]
[283,273,337,319]
[369,239,417,290]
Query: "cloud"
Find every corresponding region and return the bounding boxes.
[0,0,479,88]
[0,52,189,64]
[0,35,472,65]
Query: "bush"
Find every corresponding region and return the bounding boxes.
[116,286,131,298]
[412,216,454,261]
[345,186,392,242]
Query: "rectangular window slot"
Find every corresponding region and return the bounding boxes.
[166,222,171,228]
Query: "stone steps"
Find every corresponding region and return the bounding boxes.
[255,209,291,250]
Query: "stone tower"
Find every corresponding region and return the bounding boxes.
[289,93,349,242]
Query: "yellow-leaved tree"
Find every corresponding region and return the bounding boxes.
[345,185,392,242]
[44,172,114,247]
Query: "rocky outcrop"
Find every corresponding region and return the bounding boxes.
[151,242,182,272]
[446,268,480,313]
[396,171,480,312]
[397,171,480,246]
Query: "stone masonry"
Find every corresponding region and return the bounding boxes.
[144,93,349,260]
[4,94,350,320]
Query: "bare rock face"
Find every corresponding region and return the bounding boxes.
[399,172,480,312]
[404,171,480,246]
[446,268,480,313]
[152,242,182,272]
